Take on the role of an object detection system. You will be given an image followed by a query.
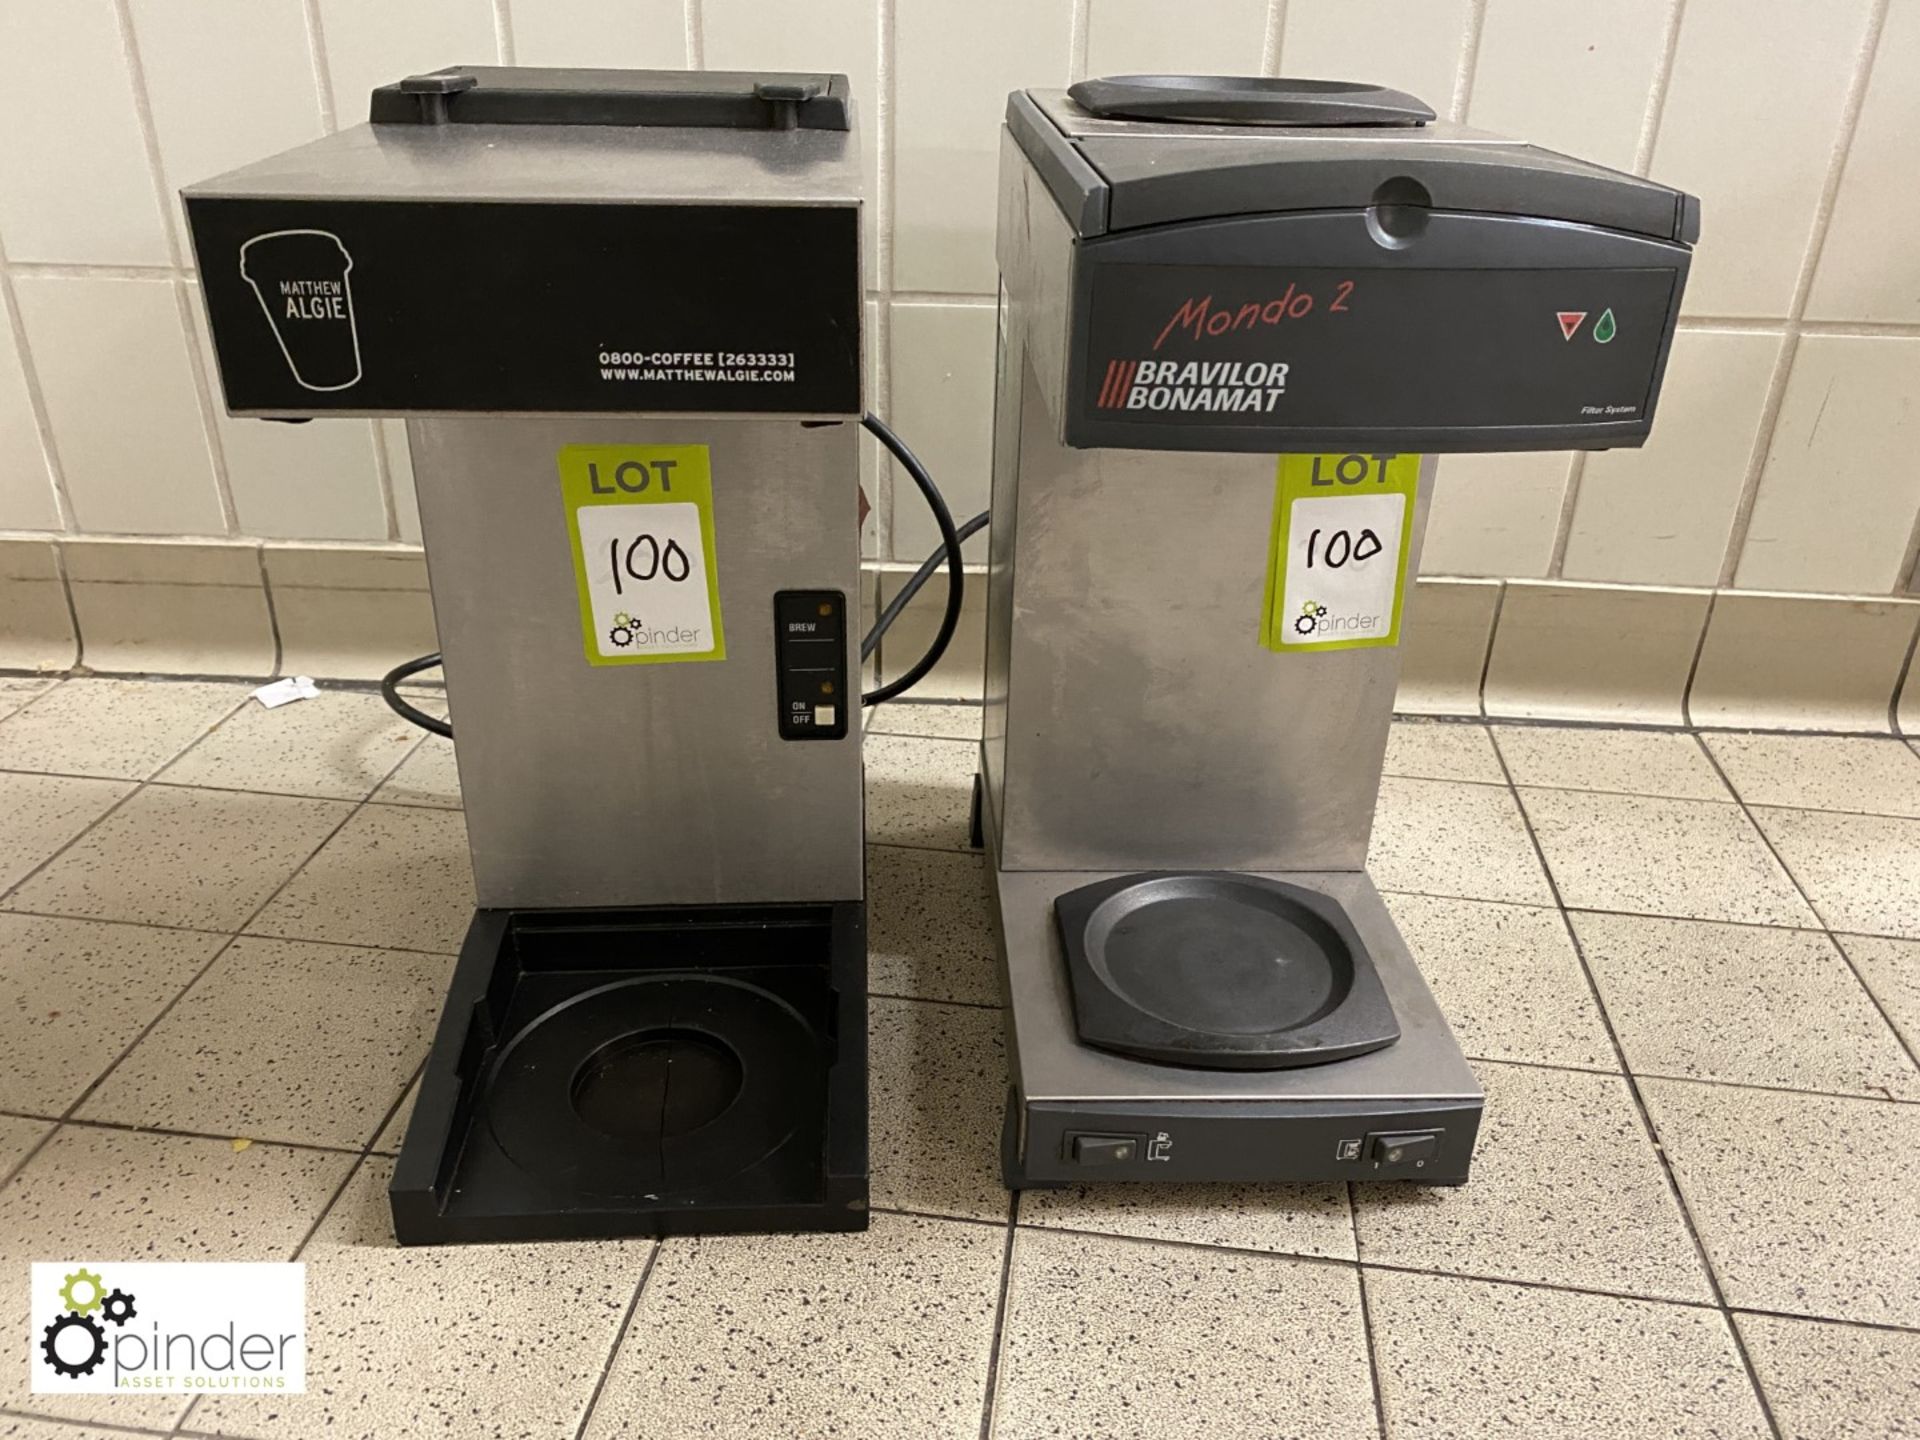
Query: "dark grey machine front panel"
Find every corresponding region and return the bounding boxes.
[1064,209,1689,453]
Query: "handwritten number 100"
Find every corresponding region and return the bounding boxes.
[1305,527,1383,569]
[609,535,692,595]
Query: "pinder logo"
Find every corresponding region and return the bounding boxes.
[31,1262,305,1394]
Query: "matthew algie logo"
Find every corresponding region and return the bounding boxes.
[40,1267,135,1379]
[31,1261,305,1394]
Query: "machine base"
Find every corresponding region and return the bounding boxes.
[390,900,867,1244]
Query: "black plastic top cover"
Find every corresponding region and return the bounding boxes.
[371,66,851,131]
[1068,75,1433,127]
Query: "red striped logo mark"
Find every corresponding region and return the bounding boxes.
[1097,359,1136,408]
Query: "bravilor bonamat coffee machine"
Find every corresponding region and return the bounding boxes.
[183,69,969,1243]
[984,76,1697,1187]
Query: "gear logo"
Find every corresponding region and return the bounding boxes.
[41,1268,138,1380]
[1294,599,1329,636]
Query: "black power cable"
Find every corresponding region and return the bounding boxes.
[380,414,980,737]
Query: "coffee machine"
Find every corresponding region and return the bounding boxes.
[982,76,1697,1187]
[185,67,906,1242]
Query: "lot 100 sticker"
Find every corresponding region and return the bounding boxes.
[1261,453,1420,654]
[559,444,725,666]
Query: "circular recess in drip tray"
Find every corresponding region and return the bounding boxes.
[484,973,824,1197]
[1055,873,1401,1070]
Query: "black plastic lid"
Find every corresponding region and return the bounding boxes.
[370,66,851,131]
[1067,75,1434,127]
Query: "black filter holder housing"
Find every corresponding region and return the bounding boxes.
[390,901,866,1244]
[1056,873,1400,1070]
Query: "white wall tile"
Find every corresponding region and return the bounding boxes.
[1736,334,1920,593]
[1650,0,1875,317]
[11,276,223,536]
[705,0,879,276]
[1690,592,1919,732]
[1467,0,1669,170]
[0,289,60,531]
[894,0,1073,294]
[887,302,996,561]
[510,0,685,67]
[1083,0,1269,78]
[1422,453,1571,578]
[186,296,385,540]
[316,0,499,125]
[1484,580,1711,725]
[1280,0,1469,114]
[130,0,326,250]
[1805,0,1920,323]
[1563,328,1782,586]
[0,0,171,265]
[1397,576,1501,716]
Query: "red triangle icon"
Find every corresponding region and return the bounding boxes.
[1557,311,1588,341]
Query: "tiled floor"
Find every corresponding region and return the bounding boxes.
[0,682,1917,1439]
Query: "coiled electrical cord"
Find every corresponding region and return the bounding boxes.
[380,413,980,736]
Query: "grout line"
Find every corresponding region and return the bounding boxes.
[50,538,88,669]
[169,277,242,536]
[108,0,184,271]
[491,0,516,65]
[1471,578,1506,717]
[256,542,285,678]
[1354,1258,1391,1440]
[1066,0,1091,83]
[8,1110,375,1160]
[370,419,404,543]
[1543,453,1589,579]
[572,1243,661,1440]
[1888,609,1920,735]
[300,0,338,132]
[1678,587,1719,727]
[889,289,997,306]
[1490,735,1789,1440]
[1260,0,1288,76]
[1447,0,1489,123]
[974,1191,1020,1440]
[0,231,80,534]
[0,1408,174,1439]
[683,0,705,70]
[0,906,459,957]
[1692,735,1920,1078]
[1631,0,1689,176]
[1712,0,1892,591]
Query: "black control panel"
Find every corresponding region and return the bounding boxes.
[774,591,849,741]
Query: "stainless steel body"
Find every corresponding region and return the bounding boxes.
[984,130,1435,875]
[411,415,865,909]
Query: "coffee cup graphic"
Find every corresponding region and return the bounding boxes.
[239,229,362,391]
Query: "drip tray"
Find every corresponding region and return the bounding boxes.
[1056,873,1399,1070]
[390,901,866,1244]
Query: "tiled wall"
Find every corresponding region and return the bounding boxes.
[0,0,1917,602]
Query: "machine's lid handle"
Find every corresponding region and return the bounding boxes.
[371,66,851,131]
[1067,75,1434,127]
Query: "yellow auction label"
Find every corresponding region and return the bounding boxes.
[1261,453,1419,654]
[558,444,725,666]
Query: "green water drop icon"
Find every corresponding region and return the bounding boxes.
[1593,308,1617,344]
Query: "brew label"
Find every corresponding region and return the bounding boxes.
[1261,453,1419,654]
[558,444,725,667]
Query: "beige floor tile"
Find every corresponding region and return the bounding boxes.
[369,1078,417,1156]
[0,1414,172,1438]
[156,690,425,800]
[0,1115,51,1176]
[994,1228,1376,1440]
[0,679,248,779]
[195,1158,647,1440]
[79,937,451,1150]
[367,732,459,809]
[1705,732,1920,819]
[864,701,983,742]
[4,787,351,931]
[582,1213,1002,1440]
[0,772,132,892]
[1733,1312,1920,1440]
[867,844,998,1006]
[0,1127,350,1430]
[864,734,976,851]
[0,913,225,1115]
[1753,807,1920,938]
[1019,1181,1355,1260]
[0,677,57,723]
[247,803,474,954]
[1839,933,1920,1058]
[1574,912,1920,1099]
[1381,719,1505,784]
[1521,788,1817,927]
[1354,1061,1711,1302]
[869,997,1007,1222]
[1385,892,1617,1071]
[1367,1270,1770,1440]
[1642,1078,1920,1326]
[1368,776,1554,905]
[1494,724,1730,800]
